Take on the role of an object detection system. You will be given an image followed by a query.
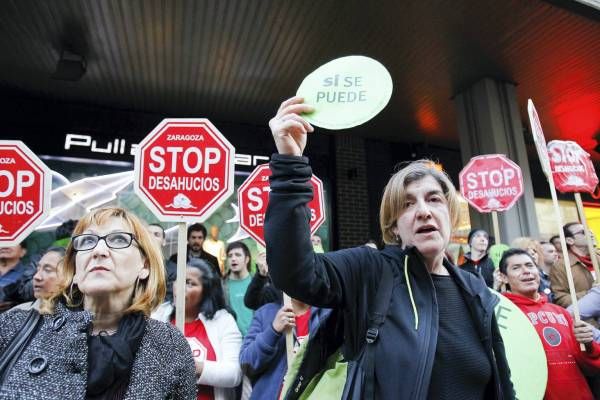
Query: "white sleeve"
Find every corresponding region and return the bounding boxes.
[197,312,243,387]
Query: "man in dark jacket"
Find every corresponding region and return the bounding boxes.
[264,96,514,399]
[0,242,34,312]
[460,228,495,288]
[168,222,220,277]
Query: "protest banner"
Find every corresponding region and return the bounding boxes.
[134,119,235,331]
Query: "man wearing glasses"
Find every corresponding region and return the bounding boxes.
[551,222,600,309]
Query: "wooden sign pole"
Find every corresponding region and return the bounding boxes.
[491,211,501,245]
[574,193,600,282]
[175,222,187,333]
[283,293,294,368]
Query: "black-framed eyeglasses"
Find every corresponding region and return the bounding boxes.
[72,232,138,251]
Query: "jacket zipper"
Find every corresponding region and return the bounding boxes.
[412,263,437,399]
[484,298,503,399]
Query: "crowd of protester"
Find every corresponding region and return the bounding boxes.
[1,97,600,399]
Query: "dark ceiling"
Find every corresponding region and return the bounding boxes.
[0,0,598,158]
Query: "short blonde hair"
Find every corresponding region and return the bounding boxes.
[380,160,460,245]
[510,236,543,265]
[42,207,165,316]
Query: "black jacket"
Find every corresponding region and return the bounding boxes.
[168,248,221,277]
[243,273,283,311]
[265,154,514,400]
[460,252,495,288]
[0,302,196,399]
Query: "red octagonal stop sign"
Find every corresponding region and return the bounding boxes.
[459,154,523,213]
[0,140,51,245]
[134,119,235,222]
[547,140,599,194]
[238,163,325,247]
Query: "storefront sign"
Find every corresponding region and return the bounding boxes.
[64,133,268,167]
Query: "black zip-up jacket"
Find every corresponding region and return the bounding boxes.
[460,252,495,288]
[265,154,515,399]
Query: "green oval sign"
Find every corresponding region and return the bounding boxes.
[296,55,393,130]
[493,291,548,399]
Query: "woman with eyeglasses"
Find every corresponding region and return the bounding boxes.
[0,207,196,399]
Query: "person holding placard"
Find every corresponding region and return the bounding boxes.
[511,237,553,302]
[239,298,330,400]
[264,96,514,399]
[550,222,600,308]
[499,248,600,400]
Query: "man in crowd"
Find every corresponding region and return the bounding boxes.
[459,228,495,288]
[500,248,600,400]
[551,222,599,308]
[148,223,177,302]
[203,225,226,275]
[550,234,562,255]
[0,242,30,312]
[224,241,254,336]
[540,240,558,302]
[168,223,220,277]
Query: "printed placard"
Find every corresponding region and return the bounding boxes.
[494,291,547,400]
[296,55,393,130]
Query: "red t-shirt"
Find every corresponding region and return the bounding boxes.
[504,293,600,400]
[293,309,311,354]
[173,319,217,400]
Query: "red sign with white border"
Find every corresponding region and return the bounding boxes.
[547,140,599,194]
[238,163,325,247]
[0,140,51,245]
[134,119,235,222]
[459,154,524,213]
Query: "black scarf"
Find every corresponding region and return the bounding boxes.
[86,312,146,399]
